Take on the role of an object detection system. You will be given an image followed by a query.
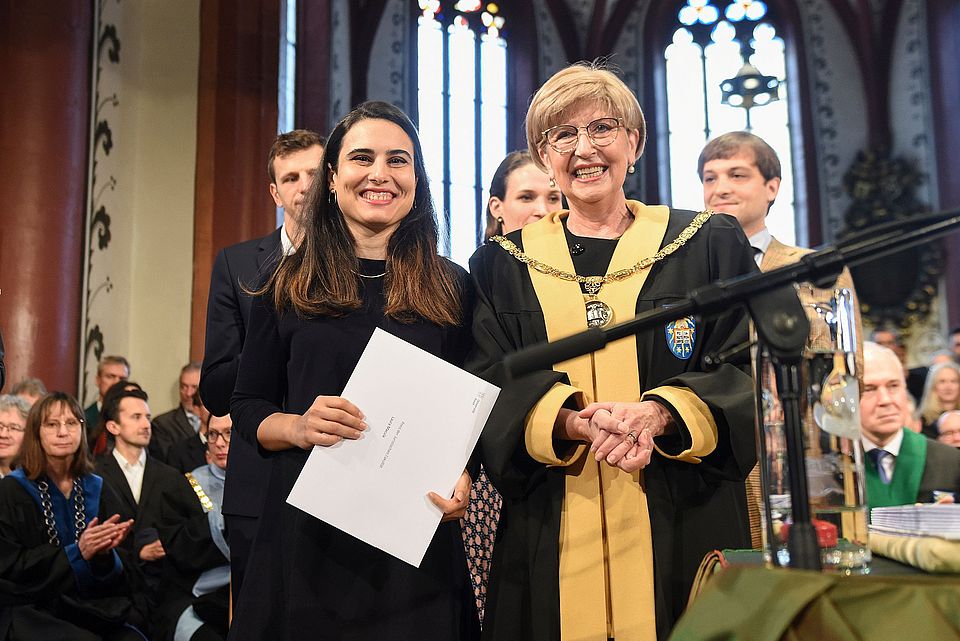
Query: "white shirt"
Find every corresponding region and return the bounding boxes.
[748,228,772,267]
[113,447,147,503]
[280,223,296,256]
[861,429,904,482]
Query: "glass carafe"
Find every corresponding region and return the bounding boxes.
[755,286,870,574]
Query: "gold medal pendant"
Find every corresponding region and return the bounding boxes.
[585,297,613,328]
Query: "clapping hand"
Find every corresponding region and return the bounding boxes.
[580,401,673,473]
[78,515,134,561]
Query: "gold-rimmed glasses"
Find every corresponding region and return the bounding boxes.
[541,117,623,154]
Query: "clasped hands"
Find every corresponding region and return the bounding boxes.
[575,401,674,473]
[290,395,470,522]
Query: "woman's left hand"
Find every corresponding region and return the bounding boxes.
[580,401,674,472]
[428,469,472,522]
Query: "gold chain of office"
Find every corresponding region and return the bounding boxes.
[490,210,714,295]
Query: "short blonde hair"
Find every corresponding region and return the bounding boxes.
[525,61,646,171]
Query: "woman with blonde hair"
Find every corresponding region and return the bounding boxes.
[919,361,960,437]
[468,62,756,640]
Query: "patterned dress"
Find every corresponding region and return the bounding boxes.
[461,467,501,622]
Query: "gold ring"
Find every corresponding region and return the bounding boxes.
[625,430,638,445]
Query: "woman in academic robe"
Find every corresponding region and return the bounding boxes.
[228,101,478,641]
[467,62,758,641]
[464,149,564,622]
[0,392,141,641]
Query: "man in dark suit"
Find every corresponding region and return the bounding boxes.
[96,383,193,635]
[83,355,130,443]
[150,361,202,462]
[860,341,960,509]
[200,129,325,600]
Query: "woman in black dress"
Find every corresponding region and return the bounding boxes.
[228,101,478,641]
[0,392,141,641]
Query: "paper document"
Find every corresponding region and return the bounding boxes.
[287,328,500,567]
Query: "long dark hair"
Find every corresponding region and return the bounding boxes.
[17,392,94,481]
[265,101,461,326]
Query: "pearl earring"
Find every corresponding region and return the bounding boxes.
[627,164,636,174]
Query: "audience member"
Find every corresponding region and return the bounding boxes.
[950,327,960,363]
[869,327,929,401]
[167,392,211,474]
[84,355,131,435]
[200,128,325,602]
[936,410,960,448]
[860,342,960,509]
[918,361,960,438]
[0,394,29,477]
[10,377,47,406]
[157,414,233,641]
[151,362,202,463]
[0,392,139,640]
[97,383,192,637]
[903,395,922,433]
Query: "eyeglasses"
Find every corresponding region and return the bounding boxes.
[208,429,231,444]
[541,117,623,154]
[41,419,84,432]
[0,422,25,434]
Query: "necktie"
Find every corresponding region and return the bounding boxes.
[867,448,893,484]
[752,246,763,267]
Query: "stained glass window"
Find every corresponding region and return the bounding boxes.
[664,0,801,245]
[417,1,508,266]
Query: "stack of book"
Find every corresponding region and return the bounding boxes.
[870,504,960,539]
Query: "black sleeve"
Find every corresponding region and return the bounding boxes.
[201,249,245,416]
[649,214,758,482]
[230,293,287,453]
[158,474,228,574]
[0,480,76,602]
[465,246,568,500]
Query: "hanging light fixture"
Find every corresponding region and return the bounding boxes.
[720,61,780,110]
[721,61,779,131]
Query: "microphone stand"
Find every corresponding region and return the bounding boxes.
[503,209,960,571]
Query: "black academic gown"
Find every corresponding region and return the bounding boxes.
[467,209,757,641]
[97,453,193,635]
[155,468,230,641]
[0,474,140,641]
[166,433,207,474]
[228,258,479,641]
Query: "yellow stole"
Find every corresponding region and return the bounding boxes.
[521,202,668,641]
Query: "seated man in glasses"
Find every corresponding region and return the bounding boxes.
[156,414,233,641]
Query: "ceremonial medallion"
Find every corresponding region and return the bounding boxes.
[585,299,613,328]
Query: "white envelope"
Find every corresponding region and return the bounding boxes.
[287,328,500,567]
